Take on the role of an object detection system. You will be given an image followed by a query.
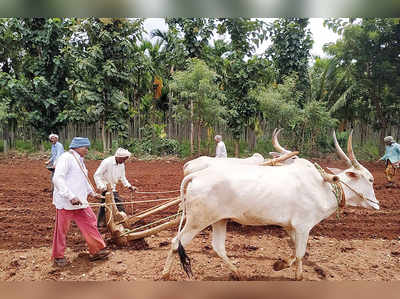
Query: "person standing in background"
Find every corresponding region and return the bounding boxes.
[45,133,64,192]
[377,136,400,187]
[214,135,227,158]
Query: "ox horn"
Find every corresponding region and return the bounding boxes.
[261,151,299,166]
[333,130,352,167]
[347,130,361,169]
[272,128,291,154]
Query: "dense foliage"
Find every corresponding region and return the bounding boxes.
[0,17,399,159]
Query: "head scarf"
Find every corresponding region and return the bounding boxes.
[115,148,131,158]
[49,133,58,140]
[69,137,91,149]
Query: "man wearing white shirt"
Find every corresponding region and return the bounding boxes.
[215,135,227,158]
[94,148,137,227]
[52,137,109,267]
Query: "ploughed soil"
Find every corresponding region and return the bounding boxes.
[1,155,400,281]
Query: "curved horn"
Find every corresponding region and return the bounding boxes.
[333,130,351,167]
[347,130,361,168]
[272,128,291,154]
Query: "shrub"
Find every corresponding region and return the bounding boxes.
[15,140,35,153]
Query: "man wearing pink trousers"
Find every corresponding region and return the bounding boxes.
[51,137,110,267]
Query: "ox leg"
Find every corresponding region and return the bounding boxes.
[162,235,179,280]
[273,228,297,272]
[162,222,205,280]
[211,220,240,279]
[293,230,310,281]
[286,228,297,267]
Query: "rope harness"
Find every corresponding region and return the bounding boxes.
[314,163,345,219]
[314,163,378,219]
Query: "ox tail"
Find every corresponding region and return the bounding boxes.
[177,174,194,278]
[177,173,194,235]
[178,240,193,278]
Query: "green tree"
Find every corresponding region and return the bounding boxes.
[62,18,145,152]
[170,58,225,155]
[0,18,73,149]
[268,18,313,107]
[252,74,337,154]
[324,18,400,151]
[216,18,269,156]
[166,18,216,60]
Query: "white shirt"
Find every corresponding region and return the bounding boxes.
[216,141,227,158]
[94,156,132,192]
[52,150,94,210]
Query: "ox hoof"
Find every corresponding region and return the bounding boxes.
[161,272,170,280]
[229,272,241,281]
[273,258,290,271]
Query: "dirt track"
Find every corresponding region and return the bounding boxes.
[1,156,400,281]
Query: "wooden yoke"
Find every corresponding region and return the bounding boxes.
[261,151,299,166]
[104,184,127,246]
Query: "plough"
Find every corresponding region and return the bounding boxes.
[100,184,182,246]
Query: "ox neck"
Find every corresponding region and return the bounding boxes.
[314,163,345,219]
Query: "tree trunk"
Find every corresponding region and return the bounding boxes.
[379,128,386,155]
[108,131,112,152]
[190,99,194,155]
[197,121,201,155]
[3,124,9,153]
[101,119,107,153]
[234,139,239,157]
[168,91,173,138]
[10,119,16,150]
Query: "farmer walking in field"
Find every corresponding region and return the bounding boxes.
[51,137,109,267]
[215,135,227,158]
[94,148,137,228]
[45,134,64,192]
[377,136,400,187]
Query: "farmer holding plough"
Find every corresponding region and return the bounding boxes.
[94,147,137,228]
[51,137,110,267]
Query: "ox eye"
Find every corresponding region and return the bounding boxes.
[369,179,374,183]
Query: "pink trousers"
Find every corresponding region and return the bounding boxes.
[52,207,106,259]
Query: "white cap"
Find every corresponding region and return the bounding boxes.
[384,136,394,143]
[214,135,222,141]
[115,148,131,158]
[49,134,58,140]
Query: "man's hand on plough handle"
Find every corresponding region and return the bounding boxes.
[91,193,105,200]
[129,185,137,192]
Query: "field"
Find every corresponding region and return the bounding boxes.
[1,156,400,281]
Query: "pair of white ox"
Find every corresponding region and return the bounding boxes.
[162,130,379,280]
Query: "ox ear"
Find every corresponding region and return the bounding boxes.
[345,171,359,179]
[327,167,343,175]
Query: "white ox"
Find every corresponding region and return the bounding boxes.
[183,153,265,176]
[162,131,379,280]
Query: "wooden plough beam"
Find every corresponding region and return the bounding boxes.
[103,184,182,245]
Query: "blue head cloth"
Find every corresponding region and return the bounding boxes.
[69,137,91,149]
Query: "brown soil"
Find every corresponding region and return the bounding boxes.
[1,156,400,281]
